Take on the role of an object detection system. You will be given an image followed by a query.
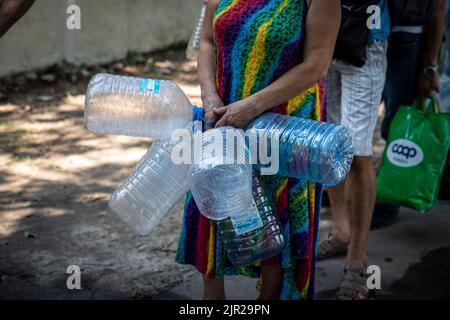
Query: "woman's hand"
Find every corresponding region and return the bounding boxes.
[202,94,224,129]
[214,100,259,129]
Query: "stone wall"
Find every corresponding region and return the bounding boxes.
[0,0,201,77]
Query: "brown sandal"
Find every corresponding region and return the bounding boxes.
[336,265,371,300]
[317,234,348,261]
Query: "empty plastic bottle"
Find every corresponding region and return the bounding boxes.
[186,2,207,61]
[109,139,189,236]
[84,73,192,140]
[188,126,253,221]
[246,112,353,186]
[220,173,285,267]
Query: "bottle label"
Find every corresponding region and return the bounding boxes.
[230,199,263,235]
[139,78,160,94]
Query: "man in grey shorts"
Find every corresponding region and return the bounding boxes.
[318,0,389,300]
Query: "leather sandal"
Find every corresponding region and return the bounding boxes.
[336,265,372,300]
[317,233,349,261]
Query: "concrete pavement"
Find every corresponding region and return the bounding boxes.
[156,201,450,300]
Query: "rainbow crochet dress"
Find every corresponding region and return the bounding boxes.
[176,0,326,300]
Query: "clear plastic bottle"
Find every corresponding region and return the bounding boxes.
[186,2,207,61]
[246,112,354,186]
[108,139,189,236]
[220,173,285,267]
[84,73,192,140]
[188,127,253,221]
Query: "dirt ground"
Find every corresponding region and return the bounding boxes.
[0,47,203,299]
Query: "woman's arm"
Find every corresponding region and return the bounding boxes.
[215,0,341,128]
[198,0,224,127]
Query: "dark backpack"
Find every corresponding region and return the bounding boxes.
[389,0,435,27]
[333,0,379,67]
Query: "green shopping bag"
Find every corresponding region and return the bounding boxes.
[377,97,450,212]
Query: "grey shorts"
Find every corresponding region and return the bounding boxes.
[326,41,388,156]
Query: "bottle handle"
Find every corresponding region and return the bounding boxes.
[192,105,215,130]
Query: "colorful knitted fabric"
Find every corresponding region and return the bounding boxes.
[175,0,326,300]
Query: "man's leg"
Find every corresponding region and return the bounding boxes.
[334,41,387,299]
[317,63,351,260]
[328,181,350,244]
[340,41,387,266]
[326,62,350,243]
[346,157,376,266]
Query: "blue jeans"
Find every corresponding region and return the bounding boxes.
[446,11,450,75]
[381,32,423,140]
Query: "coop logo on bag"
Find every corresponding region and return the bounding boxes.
[387,139,424,167]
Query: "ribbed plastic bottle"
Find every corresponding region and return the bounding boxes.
[186,2,207,61]
[220,173,285,267]
[84,73,192,140]
[188,126,253,221]
[109,139,189,236]
[246,112,354,186]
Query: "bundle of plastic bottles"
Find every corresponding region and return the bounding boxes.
[84,73,354,266]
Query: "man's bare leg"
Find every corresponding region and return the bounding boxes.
[345,156,376,267]
[327,180,351,244]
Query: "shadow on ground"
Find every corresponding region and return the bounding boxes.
[0,47,199,300]
[383,247,450,300]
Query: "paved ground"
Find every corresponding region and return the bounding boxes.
[1,47,449,300]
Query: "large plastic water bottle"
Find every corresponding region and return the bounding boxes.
[108,139,189,236]
[220,174,285,267]
[246,112,353,186]
[188,127,253,221]
[84,73,192,139]
[186,2,207,61]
